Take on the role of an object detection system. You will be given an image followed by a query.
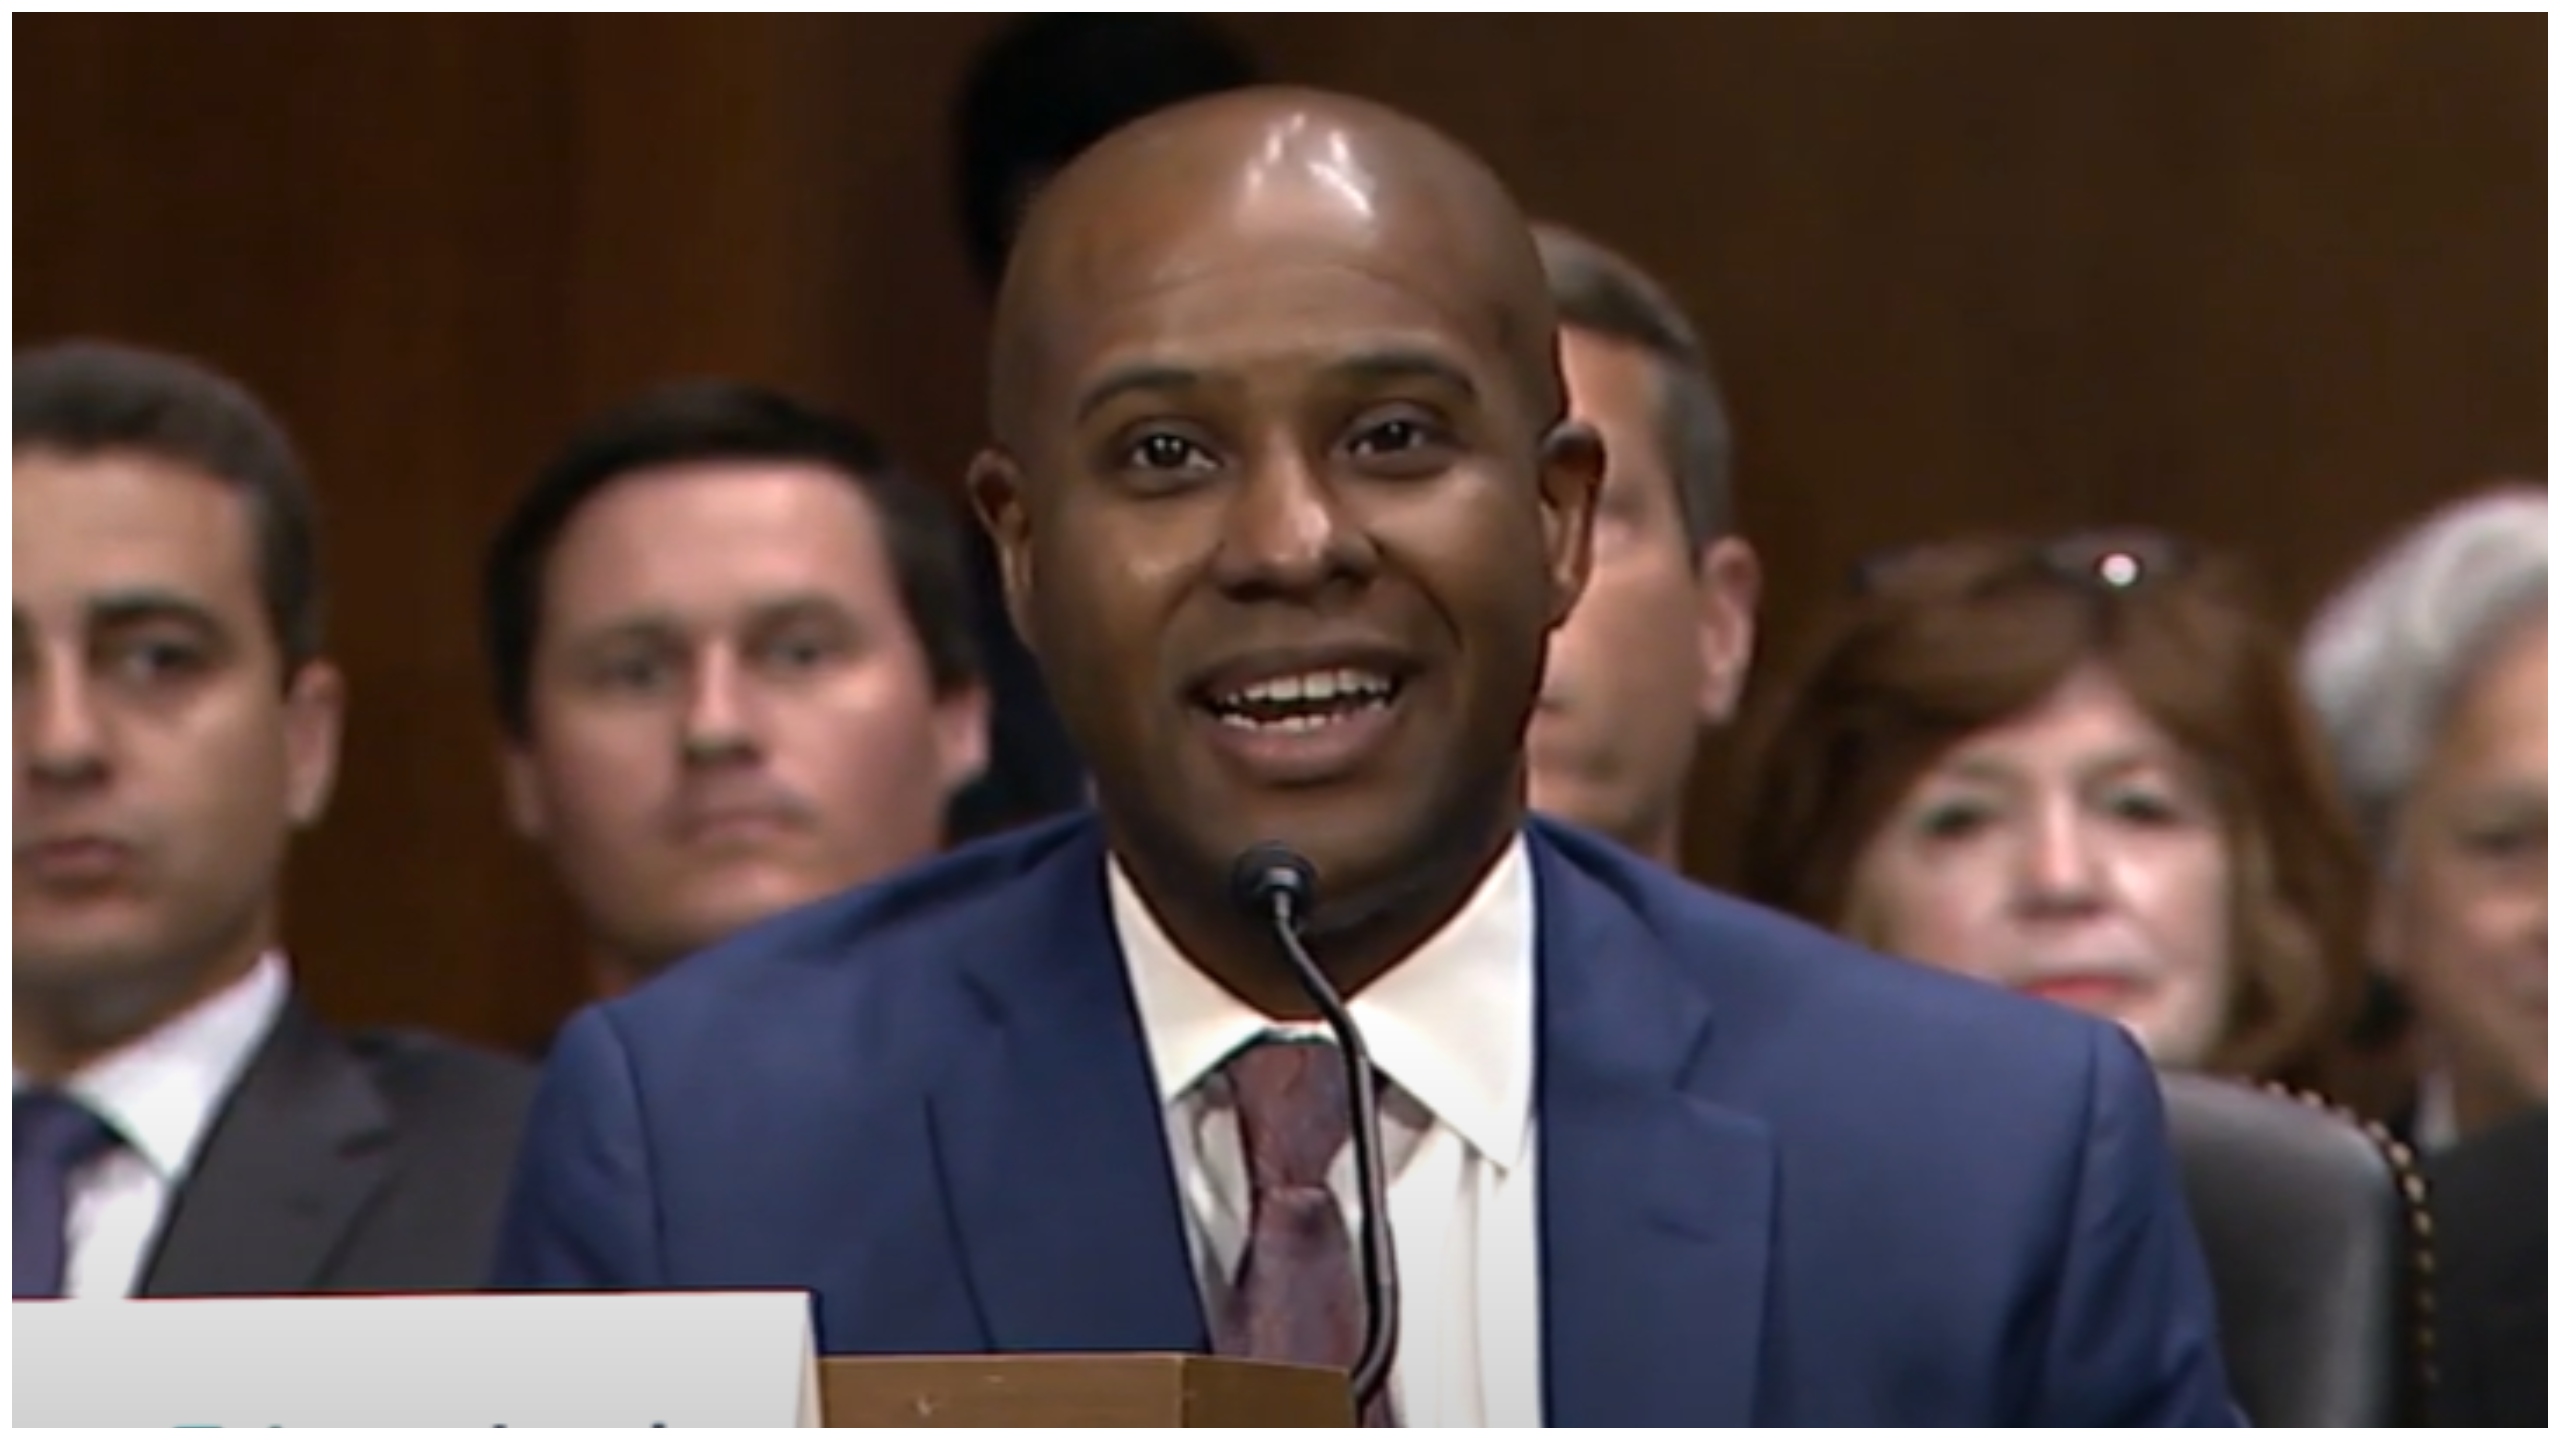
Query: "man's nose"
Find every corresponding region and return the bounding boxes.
[19,655,112,788]
[678,648,759,767]
[1209,441,1378,599]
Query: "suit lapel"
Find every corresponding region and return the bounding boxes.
[1532,826,1776,1427]
[139,1000,394,1296]
[928,822,1209,1354]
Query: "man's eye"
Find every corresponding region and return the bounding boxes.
[113,638,207,683]
[1351,418,1434,455]
[1343,413,1456,477]
[1128,433,1211,472]
[594,655,674,693]
[757,632,843,674]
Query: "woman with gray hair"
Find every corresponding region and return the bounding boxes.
[2299,483,2547,1148]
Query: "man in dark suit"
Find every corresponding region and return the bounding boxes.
[494,89,2241,1425]
[15,341,533,1298]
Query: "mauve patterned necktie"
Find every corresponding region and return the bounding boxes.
[14,1089,120,1300]
[1211,1036,1398,1427]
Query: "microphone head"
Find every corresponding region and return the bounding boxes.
[1228,842,1317,920]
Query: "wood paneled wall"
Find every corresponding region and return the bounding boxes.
[16,15,2542,1051]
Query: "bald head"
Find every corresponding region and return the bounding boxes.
[963,85,1604,999]
[989,86,1562,449]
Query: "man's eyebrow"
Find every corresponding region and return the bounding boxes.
[1069,349,1481,421]
[564,593,858,650]
[562,613,685,653]
[86,588,224,634]
[1326,348,1480,399]
[742,591,862,631]
[1074,364,1206,423]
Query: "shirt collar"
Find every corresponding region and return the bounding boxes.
[15,951,291,1181]
[1110,836,1537,1171]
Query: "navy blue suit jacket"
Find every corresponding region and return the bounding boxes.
[493,815,2241,1426]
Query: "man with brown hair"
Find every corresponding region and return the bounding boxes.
[1526,222,1761,868]
[480,382,989,1001]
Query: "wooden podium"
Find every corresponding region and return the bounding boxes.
[818,1354,1354,1427]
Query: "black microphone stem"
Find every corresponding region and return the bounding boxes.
[1261,886,1401,1411]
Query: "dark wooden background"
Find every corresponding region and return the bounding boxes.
[17,14,2543,1052]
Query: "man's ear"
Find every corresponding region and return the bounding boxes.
[1537,419,1606,628]
[965,446,1038,653]
[1694,535,1764,727]
[281,659,346,830]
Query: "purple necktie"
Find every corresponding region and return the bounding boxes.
[1211,1036,1397,1426]
[14,1089,119,1300]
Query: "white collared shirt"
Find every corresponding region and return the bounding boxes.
[1110,838,1544,1428]
[13,951,289,1299]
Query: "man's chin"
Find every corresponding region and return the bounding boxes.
[13,923,179,989]
[1204,795,1407,880]
[648,872,842,956]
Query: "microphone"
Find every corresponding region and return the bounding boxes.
[1227,843,1401,1413]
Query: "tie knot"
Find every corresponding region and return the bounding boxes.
[14,1089,120,1171]
[1222,1035,1352,1190]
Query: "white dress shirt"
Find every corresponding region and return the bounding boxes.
[1110,838,1544,1428]
[13,951,289,1299]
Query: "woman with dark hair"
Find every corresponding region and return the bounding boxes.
[1729,530,2368,1093]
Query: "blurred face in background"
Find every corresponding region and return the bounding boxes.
[1846,663,2236,1066]
[503,462,987,990]
[2376,611,2547,1133]
[14,449,342,1056]
[1527,327,1757,865]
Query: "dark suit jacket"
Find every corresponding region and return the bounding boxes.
[493,815,2241,1426]
[2427,1107,2547,1427]
[139,997,536,1296]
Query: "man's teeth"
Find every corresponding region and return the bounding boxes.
[1234,668,1392,706]
[1208,667,1399,728]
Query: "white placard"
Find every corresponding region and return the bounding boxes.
[12,1290,819,1427]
